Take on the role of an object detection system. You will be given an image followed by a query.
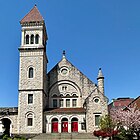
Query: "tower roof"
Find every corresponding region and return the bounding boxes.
[97,68,104,79]
[20,5,44,24]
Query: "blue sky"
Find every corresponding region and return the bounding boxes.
[0,0,140,107]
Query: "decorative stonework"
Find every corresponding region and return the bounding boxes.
[60,66,69,76]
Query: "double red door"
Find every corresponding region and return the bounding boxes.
[62,122,68,132]
[72,122,78,132]
[52,122,58,133]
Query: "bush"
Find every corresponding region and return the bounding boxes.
[2,134,26,140]
[13,135,26,140]
[94,129,119,138]
[2,135,9,140]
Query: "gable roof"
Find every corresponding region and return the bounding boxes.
[85,87,108,103]
[20,5,44,24]
[127,96,140,109]
[48,57,96,86]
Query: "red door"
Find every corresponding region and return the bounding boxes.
[52,122,58,133]
[62,122,68,132]
[72,122,78,132]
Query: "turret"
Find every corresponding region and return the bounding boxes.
[97,68,104,94]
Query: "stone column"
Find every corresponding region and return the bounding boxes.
[21,29,24,46]
[68,120,71,133]
[58,122,61,133]
[58,120,61,133]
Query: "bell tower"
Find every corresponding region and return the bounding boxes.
[18,5,48,134]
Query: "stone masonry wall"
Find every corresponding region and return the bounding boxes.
[18,91,43,134]
[19,50,45,90]
[47,58,96,107]
[86,88,108,133]
[0,115,18,134]
[18,49,46,133]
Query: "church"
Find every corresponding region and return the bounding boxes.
[0,6,108,135]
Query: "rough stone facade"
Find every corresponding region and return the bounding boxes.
[0,108,18,134]
[0,6,108,135]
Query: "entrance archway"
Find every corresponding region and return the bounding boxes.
[52,118,58,133]
[61,118,68,133]
[1,118,11,136]
[71,118,78,132]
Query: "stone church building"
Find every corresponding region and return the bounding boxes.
[0,6,108,135]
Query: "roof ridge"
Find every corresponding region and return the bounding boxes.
[127,96,140,107]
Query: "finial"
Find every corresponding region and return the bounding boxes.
[35,4,37,6]
[62,50,66,58]
[97,67,104,79]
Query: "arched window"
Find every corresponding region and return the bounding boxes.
[31,34,34,44]
[35,34,39,44]
[29,67,33,78]
[72,94,77,97]
[25,35,29,44]
[52,94,57,97]
[66,94,70,97]
[60,94,63,97]
[27,113,33,126]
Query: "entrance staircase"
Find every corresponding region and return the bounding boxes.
[30,133,98,140]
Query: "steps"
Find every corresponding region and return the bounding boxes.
[30,133,98,140]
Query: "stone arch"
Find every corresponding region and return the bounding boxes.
[60,115,69,121]
[71,92,78,97]
[0,117,12,136]
[49,116,59,122]
[71,117,78,121]
[25,112,35,127]
[49,80,82,108]
[0,117,13,124]
[61,118,68,121]
[49,80,82,97]
[70,115,79,121]
[25,111,35,118]
[51,93,59,97]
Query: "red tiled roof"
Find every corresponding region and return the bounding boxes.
[114,98,134,107]
[108,98,134,111]
[20,5,44,24]
[45,108,86,113]
[128,96,140,109]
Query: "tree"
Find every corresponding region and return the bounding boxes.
[110,106,140,140]
[94,115,119,140]
[99,115,115,132]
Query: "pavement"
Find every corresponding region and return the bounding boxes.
[30,133,98,140]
